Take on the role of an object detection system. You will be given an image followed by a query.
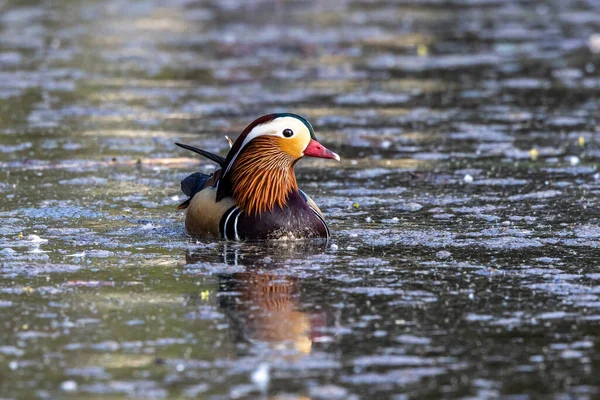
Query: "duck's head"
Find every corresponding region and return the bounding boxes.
[223,113,339,176]
[221,113,339,214]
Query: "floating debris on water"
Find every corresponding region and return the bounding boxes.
[60,381,78,392]
[529,148,539,161]
[251,363,270,394]
[568,156,580,166]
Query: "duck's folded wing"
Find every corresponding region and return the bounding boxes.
[298,189,325,219]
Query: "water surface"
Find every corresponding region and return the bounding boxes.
[1,0,600,398]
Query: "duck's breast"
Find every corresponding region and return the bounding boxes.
[220,190,329,240]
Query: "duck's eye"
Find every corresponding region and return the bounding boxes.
[282,128,294,138]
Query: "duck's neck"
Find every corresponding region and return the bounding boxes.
[228,137,298,216]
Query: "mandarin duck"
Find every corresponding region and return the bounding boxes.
[176,113,339,240]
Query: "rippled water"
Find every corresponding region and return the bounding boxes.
[1,0,600,398]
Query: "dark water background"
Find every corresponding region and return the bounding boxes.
[1,0,600,398]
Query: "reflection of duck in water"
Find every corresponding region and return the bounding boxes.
[219,272,320,356]
[186,242,330,357]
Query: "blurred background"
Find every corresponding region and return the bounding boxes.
[1,0,600,398]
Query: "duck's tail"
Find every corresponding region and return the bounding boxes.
[177,172,212,209]
[175,142,226,168]
[177,198,191,210]
[175,142,227,210]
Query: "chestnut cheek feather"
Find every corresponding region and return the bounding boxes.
[303,139,340,161]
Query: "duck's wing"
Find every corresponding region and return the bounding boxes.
[299,190,330,239]
[298,189,325,218]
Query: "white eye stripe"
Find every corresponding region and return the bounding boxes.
[223,116,310,176]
